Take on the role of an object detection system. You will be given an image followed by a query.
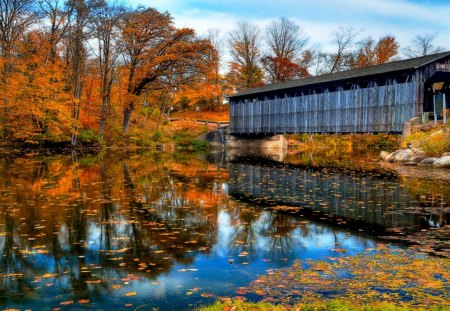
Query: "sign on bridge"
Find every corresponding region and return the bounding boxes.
[436,63,450,72]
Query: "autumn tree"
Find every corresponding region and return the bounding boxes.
[404,33,444,57]
[63,0,97,146]
[2,31,73,142]
[227,20,264,90]
[118,7,212,132]
[38,0,73,63]
[323,27,360,73]
[204,29,227,111]
[352,35,399,68]
[178,29,232,113]
[262,17,311,83]
[0,0,37,63]
[0,0,38,138]
[89,0,124,137]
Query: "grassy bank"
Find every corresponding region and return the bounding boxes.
[199,300,450,311]
[403,122,450,156]
[0,117,214,152]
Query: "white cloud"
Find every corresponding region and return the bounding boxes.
[145,0,450,64]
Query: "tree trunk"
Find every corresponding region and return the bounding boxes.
[123,101,134,132]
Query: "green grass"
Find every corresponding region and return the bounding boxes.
[198,300,450,311]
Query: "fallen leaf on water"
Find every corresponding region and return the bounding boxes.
[59,301,73,305]
[78,299,90,304]
[124,292,137,297]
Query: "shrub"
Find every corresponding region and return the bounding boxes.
[77,129,103,147]
[191,139,210,152]
[404,127,450,157]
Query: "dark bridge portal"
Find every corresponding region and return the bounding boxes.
[229,52,450,135]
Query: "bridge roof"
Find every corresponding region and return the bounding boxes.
[229,51,450,98]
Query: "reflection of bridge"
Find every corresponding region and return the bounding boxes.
[229,52,450,134]
[228,161,448,229]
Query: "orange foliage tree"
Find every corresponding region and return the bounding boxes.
[118,7,212,132]
[352,35,399,69]
[2,31,74,143]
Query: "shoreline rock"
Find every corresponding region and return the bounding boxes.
[418,157,438,166]
[381,149,450,169]
[433,156,450,168]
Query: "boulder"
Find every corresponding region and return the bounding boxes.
[418,158,438,166]
[380,151,390,160]
[384,150,400,163]
[433,156,450,168]
[392,149,416,163]
[409,156,425,163]
[385,149,424,163]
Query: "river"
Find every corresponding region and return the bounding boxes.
[0,150,448,310]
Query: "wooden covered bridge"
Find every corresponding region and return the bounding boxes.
[228,51,450,135]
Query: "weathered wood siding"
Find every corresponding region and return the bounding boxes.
[230,79,417,134]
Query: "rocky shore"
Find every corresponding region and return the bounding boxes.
[380,149,450,168]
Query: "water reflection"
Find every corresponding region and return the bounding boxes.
[0,151,448,310]
[228,159,450,232]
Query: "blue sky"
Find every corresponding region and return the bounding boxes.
[142,0,450,58]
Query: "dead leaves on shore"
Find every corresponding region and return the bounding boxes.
[241,245,450,307]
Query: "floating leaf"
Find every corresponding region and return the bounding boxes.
[124,292,137,297]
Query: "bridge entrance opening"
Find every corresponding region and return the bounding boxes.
[424,72,450,123]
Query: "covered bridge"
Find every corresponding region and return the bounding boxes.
[228,51,450,135]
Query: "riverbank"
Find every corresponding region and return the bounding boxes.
[199,300,450,311]
[0,117,214,153]
[379,123,450,168]
[199,245,450,310]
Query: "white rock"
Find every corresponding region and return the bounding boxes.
[380,151,390,160]
[393,149,416,163]
[385,150,400,162]
[418,158,438,165]
[433,156,450,168]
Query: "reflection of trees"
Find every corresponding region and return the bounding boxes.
[0,152,223,304]
[226,206,261,261]
[0,210,31,297]
[257,212,303,262]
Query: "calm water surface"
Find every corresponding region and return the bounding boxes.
[0,150,449,310]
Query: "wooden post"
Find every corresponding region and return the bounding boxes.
[433,94,437,124]
[444,93,447,124]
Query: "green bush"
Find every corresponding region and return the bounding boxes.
[77,129,103,146]
[152,130,162,141]
[191,139,210,152]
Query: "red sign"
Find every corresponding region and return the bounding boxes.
[436,63,450,71]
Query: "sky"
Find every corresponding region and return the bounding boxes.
[139,0,450,61]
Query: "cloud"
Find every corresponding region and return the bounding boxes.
[145,0,450,59]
